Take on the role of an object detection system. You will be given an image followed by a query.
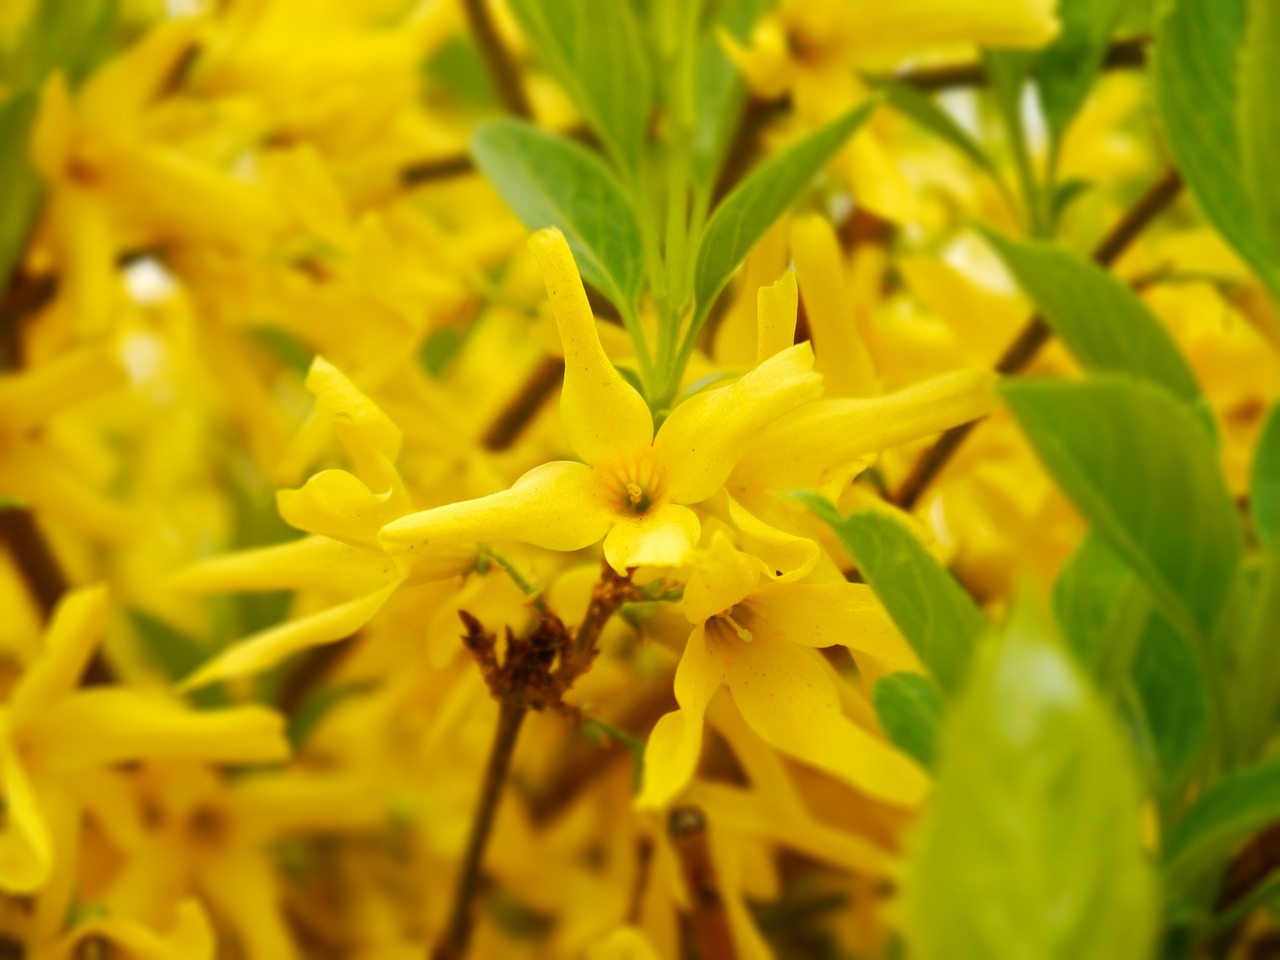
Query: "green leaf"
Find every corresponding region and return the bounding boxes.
[1034,0,1127,146]
[10,0,117,88]
[904,610,1158,960]
[689,0,768,196]
[1253,402,1280,551]
[1239,0,1280,262]
[1001,376,1243,646]
[0,91,42,291]
[1053,535,1149,688]
[1152,0,1280,298]
[1163,755,1280,895]
[506,0,652,180]
[129,609,226,709]
[878,80,997,176]
[1128,610,1210,793]
[471,119,646,317]
[421,35,499,110]
[692,102,876,324]
[799,495,986,696]
[980,228,1204,407]
[873,673,942,770]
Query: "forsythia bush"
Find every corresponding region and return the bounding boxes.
[1,0,1278,957]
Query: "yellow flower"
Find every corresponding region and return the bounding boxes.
[638,534,926,810]
[173,357,472,690]
[380,228,823,573]
[33,899,215,960]
[0,586,288,898]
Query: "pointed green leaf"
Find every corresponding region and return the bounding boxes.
[472,120,645,316]
[1253,402,1280,551]
[1053,534,1149,688]
[905,613,1158,960]
[980,228,1203,407]
[873,672,942,770]
[1002,376,1242,647]
[693,102,876,323]
[1128,610,1210,793]
[1152,0,1280,297]
[689,0,767,195]
[799,494,985,696]
[1164,755,1280,896]
[507,0,652,180]
[1240,0,1280,260]
[1034,0,1127,145]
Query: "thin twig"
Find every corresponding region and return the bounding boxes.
[892,35,1150,93]
[481,357,565,451]
[893,167,1183,510]
[670,806,737,960]
[460,0,531,119]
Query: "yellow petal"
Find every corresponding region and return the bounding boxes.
[0,738,53,894]
[847,0,1058,60]
[586,926,662,960]
[379,461,614,555]
[602,503,700,573]
[49,900,216,960]
[725,495,818,582]
[179,582,399,691]
[681,534,764,625]
[733,367,998,491]
[9,585,108,728]
[31,690,290,771]
[724,637,927,807]
[655,343,822,505]
[755,270,798,365]
[171,536,394,597]
[790,215,878,396]
[0,349,124,428]
[305,356,403,493]
[199,847,299,960]
[637,627,725,809]
[749,582,914,665]
[232,772,387,838]
[79,18,203,129]
[276,470,400,547]
[30,72,72,183]
[529,228,653,464]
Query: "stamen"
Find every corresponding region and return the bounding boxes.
[625,482,644,506]
[721,611,753,642]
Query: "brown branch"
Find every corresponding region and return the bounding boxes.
[1206,823,1280,959]
[670,806,737,960]
[892,35,1150,93]
[481,357,564,451]
[893,167,1183,510]
[431,564,640,958]
[460,0,531,119]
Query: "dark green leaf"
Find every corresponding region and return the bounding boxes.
[1002,376,1242,646]
[878,80,997,175]
[690,0,768,195]
[980,228,1203,407]
[1163,755,1280,895]
[507,0,652,179]
[1034,0,1127,145]
[873,673,942,770]
[1239,0,1280,260]
[1128,610,1210,793]
[1053,535,1149,687]
[0,92,41,291]
[905,609,1158,960]
[1153,0,1280,297]
[1253,402,1280,551]
[799,495,985,695]
[10,0,118,88]
[693,102,876,324]
[471,119,645,317]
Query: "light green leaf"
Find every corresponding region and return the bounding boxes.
[981,228,1204,408]
[878,80,997,175]
[1163,755,1280,895]
[1034,0,1127,146]
[471,119,645,317]
[799,495,985,696]
[507,0,652,180]
[905,611,1158,960]
[1240,0,1280,261]
[1002,376,1242,647]
[692,102,876,324]
[0,91,41,291]
[9,0,117,88]
[873,672,941,770]
[1253,402,1280,551]
[1152,0,1280,297]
